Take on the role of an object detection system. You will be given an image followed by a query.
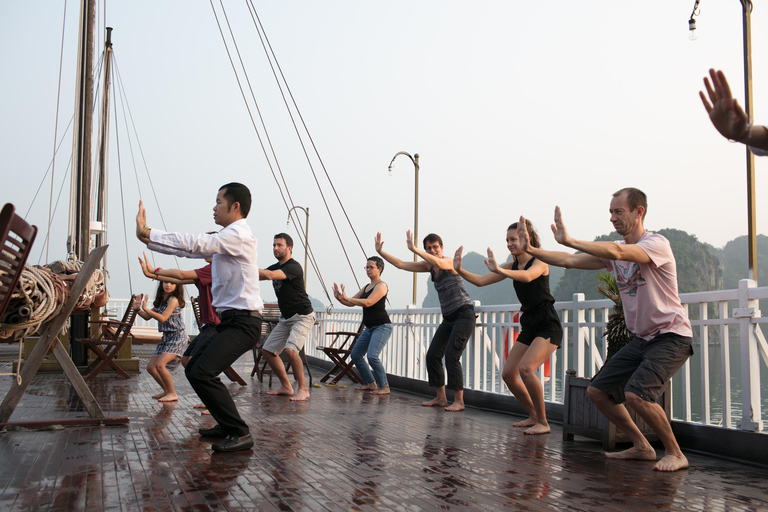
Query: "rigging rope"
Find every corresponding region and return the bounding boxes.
[247,2,369,267]
[208,0,339,304]
[214,0,339,302]
[244,0,368,285]
[47,0,69,265]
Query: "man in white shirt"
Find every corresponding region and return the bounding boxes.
[518,188,693,472]
[136,182,263,452]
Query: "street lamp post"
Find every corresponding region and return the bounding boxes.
[739,0,757,282]
[690,0,756,281]
[388,151,420,305]
[286,206,310,288]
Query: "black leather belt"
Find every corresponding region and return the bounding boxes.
[219,309,263,320]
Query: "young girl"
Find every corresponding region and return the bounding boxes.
[453,220,562,434]
[137,281,188,402]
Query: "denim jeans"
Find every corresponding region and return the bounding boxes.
[351,323,393,388]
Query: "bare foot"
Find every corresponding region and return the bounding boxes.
[290,388,310,401]
[422,397,448,407]
[605,445,657,461]
[193,403,207,409]
[370,386,390,395]
[158,394,178,402]
[201,410,211,415]
[523,423,550,435]
[445,401,465,412]
[512,417,537,428]
[267,386,294,396]
[152,392,167,399]
[654,453,689,472]
[356,383,378,391]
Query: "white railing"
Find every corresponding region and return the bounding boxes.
[110,279,768,433]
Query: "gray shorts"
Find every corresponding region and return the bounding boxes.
[262,312,315,355]
[589,332,693,404]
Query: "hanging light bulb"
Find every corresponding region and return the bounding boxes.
[388,163,394,177]
[688,18,698,41]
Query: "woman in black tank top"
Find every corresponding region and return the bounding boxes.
[333,256,393,395]
[454,220,562,435]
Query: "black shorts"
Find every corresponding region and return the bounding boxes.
[589,332,693,404]
[517,304,563,348]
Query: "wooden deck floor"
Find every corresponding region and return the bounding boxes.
[0,345,767,512]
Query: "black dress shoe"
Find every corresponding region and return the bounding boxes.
[212,434,254,452]
[198,425,227,437]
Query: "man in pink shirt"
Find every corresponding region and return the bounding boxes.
[518,188,693,472]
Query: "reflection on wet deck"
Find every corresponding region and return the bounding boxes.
[0,345,767,511]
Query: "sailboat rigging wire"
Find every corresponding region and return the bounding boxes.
[47,0,69,264]
[112,57,179,273]
[213,0,337,302]
[27,115,74,220]
[208,0,336,304]
[247,2,368,266]
[36,155,74,265]
[112,68,133,295]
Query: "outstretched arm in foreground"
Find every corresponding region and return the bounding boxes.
[138,252,197,285]
[405,230,453,271]
[453,246,505,287]
[333,282,387,308]
[700,68,768,152]
[517,213,605,270]
[375,232,431,273]
[485,248,547,283]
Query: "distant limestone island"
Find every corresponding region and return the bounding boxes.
[420,231,768,307]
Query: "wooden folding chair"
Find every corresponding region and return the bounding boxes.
[190,296,246,386]
[317,321,365,385]
[251,303,280,380]
[78,295,141,380]
[0,203,38,383]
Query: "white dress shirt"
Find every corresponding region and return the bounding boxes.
[148,219,263,313]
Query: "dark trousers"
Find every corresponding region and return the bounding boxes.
[185,315,261,437]
[426,307,476,390]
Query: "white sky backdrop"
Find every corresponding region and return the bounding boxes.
[1,1,767,308]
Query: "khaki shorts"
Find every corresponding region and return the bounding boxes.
[262,312,315,355]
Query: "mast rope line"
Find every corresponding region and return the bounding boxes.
[247,0,368,264]
[208,0,339,304]
[211,1,376,305]
[245,0,368,285]
[213,0,338,302]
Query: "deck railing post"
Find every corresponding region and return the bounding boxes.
[735,279,763,431]
[572,293,587,377]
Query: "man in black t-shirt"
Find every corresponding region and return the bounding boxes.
[259,233,315,401]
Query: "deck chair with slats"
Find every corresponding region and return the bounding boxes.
[79,295,141,380]
[317,321,365,385]
[0,204,38,384]
[190,296,247,386]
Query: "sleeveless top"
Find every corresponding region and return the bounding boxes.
[361,283,390,328]
[430,266,472,316]
[154,302,186,333]
[512,257,555,312]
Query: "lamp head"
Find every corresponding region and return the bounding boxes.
[388,163,393,177]
[688,18,697,40]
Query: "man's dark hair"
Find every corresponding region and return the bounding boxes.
[613,187,647,220]
[423,233,443,250]
[219,182,252,218]
[274,233,294,248]
[367,256,385,274]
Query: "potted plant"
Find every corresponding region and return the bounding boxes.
[562,272,670,449]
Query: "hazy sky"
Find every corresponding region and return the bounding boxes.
[2,1,767,308]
